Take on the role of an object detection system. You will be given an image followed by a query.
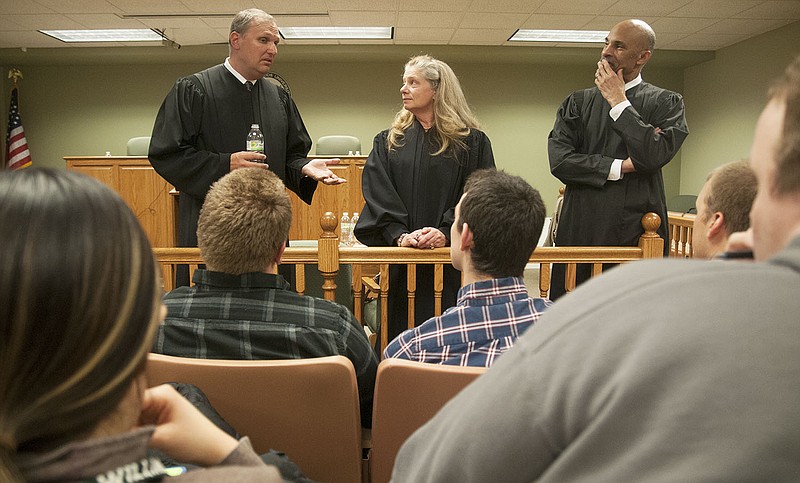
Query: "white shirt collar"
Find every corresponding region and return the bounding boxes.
[224,58,253,84]
[625,74,643,91]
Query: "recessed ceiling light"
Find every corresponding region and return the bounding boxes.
[509,29,607,43]
[39,29,164,42]
[279,27,393,40]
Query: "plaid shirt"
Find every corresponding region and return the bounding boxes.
[153,269,378,426]
[383,277,551,367]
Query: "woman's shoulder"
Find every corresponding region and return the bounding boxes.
[465,127,490,142]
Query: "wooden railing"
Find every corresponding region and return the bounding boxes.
[668,211,696,258]
[153,212,664,354]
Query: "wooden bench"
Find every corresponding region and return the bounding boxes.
[153,212,664,354]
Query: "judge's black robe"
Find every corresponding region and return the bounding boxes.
[547,82,688,299]
[354,121,495,341]
[149,64,316,285]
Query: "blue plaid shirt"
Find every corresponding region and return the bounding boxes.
[383,277,552,367]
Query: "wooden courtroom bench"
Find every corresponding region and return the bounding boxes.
[153,211,663,355]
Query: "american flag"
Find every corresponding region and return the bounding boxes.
[6,87,32,170]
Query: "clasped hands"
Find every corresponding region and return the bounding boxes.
[231,152,347,185]
[399,227,446,249]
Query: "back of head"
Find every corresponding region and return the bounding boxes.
[768,55,800,197]
[458,170,546,278]
[0,169,160,481]
[198,168,292,274]
[704,160,757,234]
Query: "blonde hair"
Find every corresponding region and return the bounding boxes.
[198,169,292,274]
[388,55,480,156]
[0,170,161,481]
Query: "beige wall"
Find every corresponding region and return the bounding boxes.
[680,21,800,195]
[3,20,798,213]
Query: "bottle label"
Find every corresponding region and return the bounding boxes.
[247,140,264,153]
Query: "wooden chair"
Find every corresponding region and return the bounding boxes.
[369,358,487,483]
[146,353,362,483]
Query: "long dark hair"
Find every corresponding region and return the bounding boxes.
[0,169,161,481]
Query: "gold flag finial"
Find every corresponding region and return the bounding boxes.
[8,68,23,86]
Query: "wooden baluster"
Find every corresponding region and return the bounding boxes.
[294,264,306,296]
[433,263,443,316]
[638,212,663,258]
[539,263,551,298]
[318,212,339,301]
[565,263,577,293]
[407,263,416,331]
[591,263,603,277]
[670,223,678,257]
[352,264,364,323]
[379,263,390,355]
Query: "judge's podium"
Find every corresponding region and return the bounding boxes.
[65,155,367,247]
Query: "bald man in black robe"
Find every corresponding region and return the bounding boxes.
[548,19,688,299]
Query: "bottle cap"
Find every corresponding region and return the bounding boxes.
[250,124,259,129]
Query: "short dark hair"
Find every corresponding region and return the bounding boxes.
[457,169,546,278]
[198,169,292,274]
[768,54,800,195]
[703,160,757,234]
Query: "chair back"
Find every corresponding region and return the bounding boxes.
[668,194,698,214]
[316,135,361,155]
[146,353,362,483]
[127,136,151,156]
[370,358,486,483]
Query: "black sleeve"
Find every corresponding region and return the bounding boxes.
[148,77,230,200]
[281,89,317,205]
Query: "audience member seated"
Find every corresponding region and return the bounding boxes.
[152,168,378,426]
[692,159,757,259]
[383,169,552,366]
[0,169,282,482]
[391,56,800,482]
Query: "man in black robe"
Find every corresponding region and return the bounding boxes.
[547,19,689,299]
[149,8,344,286]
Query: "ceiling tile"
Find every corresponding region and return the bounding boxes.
[8,14,87,30]
[107,0,193,14]
[668,31,748,49]
[394,26,455,42]
[450,27,513,44]
[650,16,719,34]
[257,0,330,13]
[398,0,471,12]
[274,16,333,27]
[325,0,398,11]
[521,14,596,29]
[171,26,228,45]
[581,15,660,30]
[138,17,211,29]
[535,0,618,15]
[398,11,461,28]
[667,0,763,18]
[33,0,120,14]
[328,10,396,26]
[469,0,547,14]
[602,0,693,17]
[1,30,66,48]
[0,0,53,14]
[700,17,794,36]
[65,14,148,28]
[460,12,529,29]
[734,0,800,19]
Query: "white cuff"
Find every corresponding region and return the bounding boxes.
[607,159,623,181]
[609,100,631,121]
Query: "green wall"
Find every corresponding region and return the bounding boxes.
[680,21,800,195]
[0,45,689,212]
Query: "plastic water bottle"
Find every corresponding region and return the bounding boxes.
[348,212,359,246]
[340,212,350,247]
[246,124,264,156]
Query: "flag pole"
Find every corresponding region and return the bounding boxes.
[6,68,32,170]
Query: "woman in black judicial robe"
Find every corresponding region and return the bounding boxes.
[354,55,495,345]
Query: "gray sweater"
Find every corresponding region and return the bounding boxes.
[393,237,800,482]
